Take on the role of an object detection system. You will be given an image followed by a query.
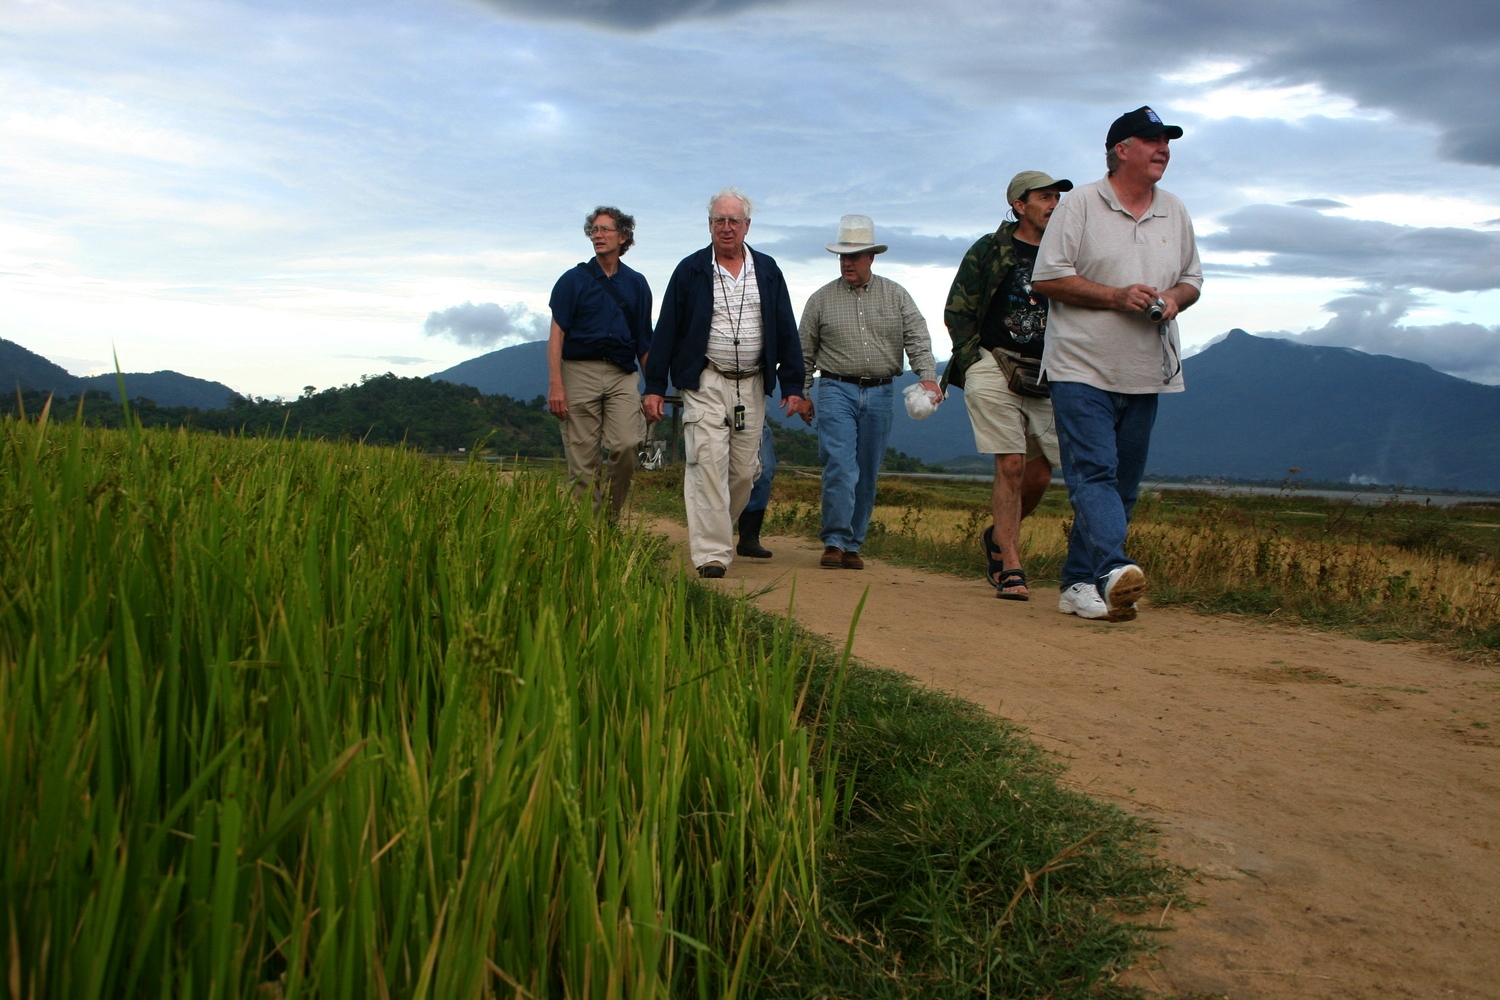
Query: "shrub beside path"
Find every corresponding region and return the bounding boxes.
[649,519,1499,999]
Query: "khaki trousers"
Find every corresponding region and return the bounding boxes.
[559,359,646,516]
[682,368,765,569]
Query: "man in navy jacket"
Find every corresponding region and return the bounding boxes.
[644,187,810,577]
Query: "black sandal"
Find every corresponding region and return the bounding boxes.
[983,526,1030,600]
[982,525,1004,587]
[995,567,1030,601]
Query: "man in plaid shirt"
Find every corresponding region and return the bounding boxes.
[800,215,939,570]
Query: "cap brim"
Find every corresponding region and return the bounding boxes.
[1012,178,1074,203]
[1138,123,1184,140]
[825,243,888,254]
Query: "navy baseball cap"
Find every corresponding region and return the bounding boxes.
[1105,106,1184,149]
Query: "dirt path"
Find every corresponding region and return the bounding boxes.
[650,520,1500,999]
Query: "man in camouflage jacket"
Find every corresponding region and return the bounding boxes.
[940,223,1018,394]
[940,170,1072,600]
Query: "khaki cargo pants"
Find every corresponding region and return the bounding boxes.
[682,368,765,570]
[560,359,646,517]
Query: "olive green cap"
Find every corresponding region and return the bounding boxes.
[1006,170,1074,207]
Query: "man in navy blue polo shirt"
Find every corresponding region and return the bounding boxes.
[547,205,654,517]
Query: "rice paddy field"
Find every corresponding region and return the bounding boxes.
[0,407,1182,999]
[635,467,1500,655]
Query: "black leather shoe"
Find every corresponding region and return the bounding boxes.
[736,508,773,558]
[698,562,726,579]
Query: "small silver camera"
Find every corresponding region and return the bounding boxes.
[1146,297,1166,323]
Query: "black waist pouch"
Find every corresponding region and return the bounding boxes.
[992,349,1049,398]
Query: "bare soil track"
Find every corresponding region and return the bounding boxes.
[649,520,1500,999]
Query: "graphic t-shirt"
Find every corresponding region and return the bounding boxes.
[978,237,1047,359]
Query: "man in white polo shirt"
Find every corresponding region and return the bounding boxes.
[1032,106,1202,621]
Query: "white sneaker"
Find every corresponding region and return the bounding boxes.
[1100,565,1147,619]
[1058,583,1109,619]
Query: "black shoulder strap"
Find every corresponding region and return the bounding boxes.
[576,262,639,334]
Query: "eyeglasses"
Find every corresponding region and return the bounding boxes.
[584,225,618,236]
[709,216,749,227]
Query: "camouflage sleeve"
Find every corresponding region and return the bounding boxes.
[940,236,990,391]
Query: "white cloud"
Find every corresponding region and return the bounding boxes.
[1175,81,1381,122]
[1276,288,1500,383]
[1323,194,1500,230]
[47,353,110,377]
[1160,59,1246,87]
[422,301,549,348]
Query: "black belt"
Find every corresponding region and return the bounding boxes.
[821,372,893,387]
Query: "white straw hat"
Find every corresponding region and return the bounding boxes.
[825,215,888,255]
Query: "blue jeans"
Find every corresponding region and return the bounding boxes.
[745,419,777,514]
[816,379,894,552]
[1050,382,1159,591]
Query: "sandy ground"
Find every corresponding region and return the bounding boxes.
[648,519,1500,999]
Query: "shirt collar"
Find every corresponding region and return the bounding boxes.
[1098,175,1166,218]
[712,245,754,282]
[586,256,627,278]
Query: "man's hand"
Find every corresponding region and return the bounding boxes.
[547,383,568,420]
[1034,276,1198,322]
[782,394,814,425]
[643,393,665,423]
[919,379,941,405]
[1157,282,1199,323]
[1112,283,1160,314]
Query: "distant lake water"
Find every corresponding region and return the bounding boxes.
[876,473,1500,508]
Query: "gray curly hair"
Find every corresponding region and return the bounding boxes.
[585,206,636,254]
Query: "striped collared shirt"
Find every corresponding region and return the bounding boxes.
[798,273,938,394]
[706,249,762,370]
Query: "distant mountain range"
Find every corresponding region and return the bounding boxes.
[13,330,1497,491]
[1150,329,1500,491]
[1,339,240,410]
[429,341,551,401]
[428,332,1500,491]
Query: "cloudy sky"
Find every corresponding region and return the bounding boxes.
[5,0,1500,397]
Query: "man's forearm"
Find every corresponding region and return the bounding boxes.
[1164,282,1200,311]
[547,321,566,386]
[902,310,938,381]
[1031,276,1122,310]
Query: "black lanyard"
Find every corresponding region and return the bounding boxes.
[715,255,753,426]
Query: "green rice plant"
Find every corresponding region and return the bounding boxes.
[0,402,836,999]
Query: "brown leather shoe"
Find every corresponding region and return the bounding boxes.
[820,546,844,569]
[841,550,864,570]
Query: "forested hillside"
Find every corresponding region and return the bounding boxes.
[5,373,562,455]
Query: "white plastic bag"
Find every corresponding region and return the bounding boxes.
[903,382,942,420]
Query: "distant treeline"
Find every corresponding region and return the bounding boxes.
[768,420,944,473]
[4,374,563,455]
[5,373,944,471]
